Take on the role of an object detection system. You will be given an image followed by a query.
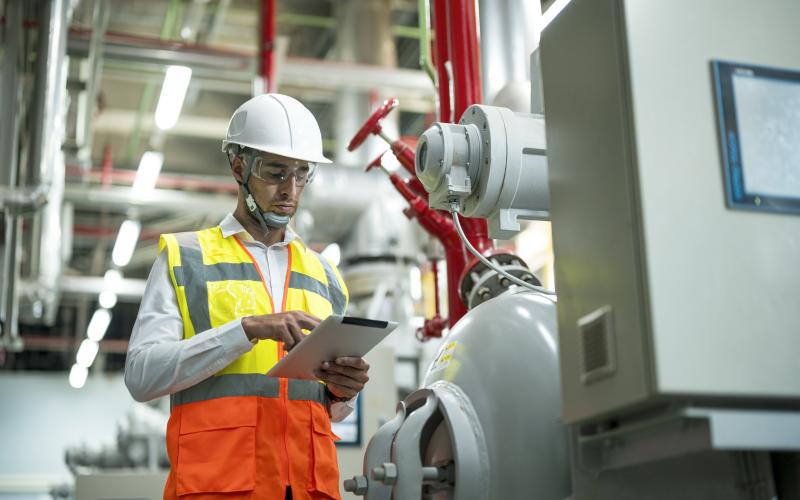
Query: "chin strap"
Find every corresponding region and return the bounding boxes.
[236,148,291,232]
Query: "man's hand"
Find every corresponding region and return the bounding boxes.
[241,311,321,350]
[314,357,370,400]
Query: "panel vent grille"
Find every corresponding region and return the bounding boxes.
[578,306,616,384]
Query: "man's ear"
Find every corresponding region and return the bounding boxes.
[230,155,245,184]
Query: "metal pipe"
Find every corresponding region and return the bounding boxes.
[259,0,276,93]
[0,0,24,351]
[28,0,71,327]
[74,0,109,165]
[477,0,541,106]
[2,217,23,351]
[27,0,64,191]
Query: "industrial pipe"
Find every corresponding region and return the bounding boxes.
[0,0,24,353]
[431,0,452,123]
[434,0,493,256]
[260,0,276,93]
[446,0,483,118]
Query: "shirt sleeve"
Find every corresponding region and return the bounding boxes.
[329,396,357,423]
[124,251,254,402]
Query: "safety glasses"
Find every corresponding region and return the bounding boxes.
[249,155,317,186]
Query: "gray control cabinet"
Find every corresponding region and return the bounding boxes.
[541,0,800,424]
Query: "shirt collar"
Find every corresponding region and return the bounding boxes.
[219,213,296,246]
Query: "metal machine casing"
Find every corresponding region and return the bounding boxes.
[541,0,800,424]
[347,289,571,499]
[415,106,549,239]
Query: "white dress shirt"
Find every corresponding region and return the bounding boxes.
[124,213,355,422]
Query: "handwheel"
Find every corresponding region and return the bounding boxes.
[347,97,399,151]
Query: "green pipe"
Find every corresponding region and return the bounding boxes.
[418,0,436,84]
[277,12,421,39]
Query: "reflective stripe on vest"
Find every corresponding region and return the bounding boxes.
[172,373,328,407]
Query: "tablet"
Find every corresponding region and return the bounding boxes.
[266,315,397,380]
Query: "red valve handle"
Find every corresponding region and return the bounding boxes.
[365,151,387,173]
[347,97,399,152]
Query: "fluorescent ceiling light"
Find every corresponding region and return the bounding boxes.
[112,219,141,267]
[98,290,118,309]
[69,364,88,389]
[409,266,422,301]
[155,65,192,130]
[321,243,341,267]
[104,269,122,286]
[132,152,164,194]
[76,339,100,368]
[87,308,112,342]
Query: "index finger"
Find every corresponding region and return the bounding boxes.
[334,357,369,369]
[292,311,321,330]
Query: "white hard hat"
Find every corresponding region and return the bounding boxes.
[221,94,332,164]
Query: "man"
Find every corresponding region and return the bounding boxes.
[125,94,370,500]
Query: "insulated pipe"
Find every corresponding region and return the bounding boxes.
[477,0,541,106]
[259,0,276,93]
[27,0,66,191]
[0,0,25,351]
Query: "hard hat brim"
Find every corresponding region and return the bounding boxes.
[221,140,333,164]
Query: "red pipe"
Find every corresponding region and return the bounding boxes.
[389,140,427,196]
[432,0,452,123]
[100,144,113,188]
[260,0,277,93]
[441,0,493,257]
[73,224,162,241]
[383,169,469,324]
[447,0,483,118]
[65,165,239,194]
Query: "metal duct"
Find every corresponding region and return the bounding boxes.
[0,0,25,351]
[299,164,394,245]
[333,0,398,167]
[16,0,72,327]
[478,0,543,110]
[62,164,387,246]
[340,194,422,264]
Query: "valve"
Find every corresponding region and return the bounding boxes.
[348,98,399,152]
[416,314,448,341]
[364,151,390,175]
[350,97,426,194]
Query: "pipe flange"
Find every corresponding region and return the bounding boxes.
[458,251,541,309]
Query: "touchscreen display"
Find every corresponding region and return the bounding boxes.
[713,61,800,214]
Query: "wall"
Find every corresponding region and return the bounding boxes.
[0,373,138,498]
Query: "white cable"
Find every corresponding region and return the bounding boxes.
[449,203,557,296]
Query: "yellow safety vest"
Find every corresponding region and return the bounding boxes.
[158,226,349,500]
